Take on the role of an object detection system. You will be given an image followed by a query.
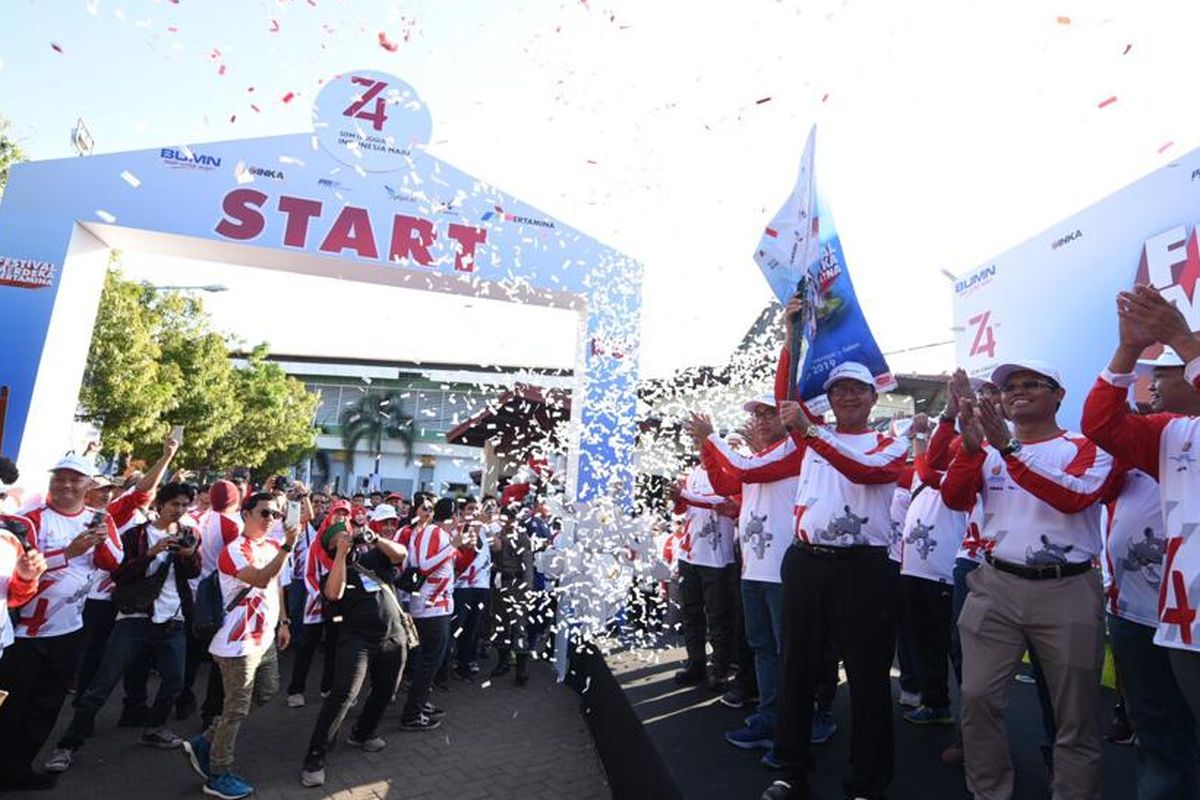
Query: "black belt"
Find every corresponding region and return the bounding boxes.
[985,554,1091,581]
[793,540,887,559]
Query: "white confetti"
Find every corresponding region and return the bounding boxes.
[120,170,141,188]
[95,209,116,223]
[480,680,492,689]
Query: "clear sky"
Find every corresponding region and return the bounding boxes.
[2,0,1197,377]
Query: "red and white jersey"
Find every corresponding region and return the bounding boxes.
[1103,469,1165,628]
[676,466,736,568]
[455,523,494,590]
[1083,364,1200,652]
[942,430,1118,566]
[209,535,282,658]
[899,469,966,584]
[701,434,800,583]
[406,524,455,618]
[888,467,915,563]
[0,526,39,657]
[87,489,150,602]
[956,502,993,564]
[302,536,333,625]
[16,505,122,638]
[266,520,292,588]
[200,511,243,579]
[792,427,910,549]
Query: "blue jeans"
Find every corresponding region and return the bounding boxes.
[58,618,187,749]
[741,579,783,726]
[1109,614,1200,800]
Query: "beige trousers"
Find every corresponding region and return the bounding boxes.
[204,645,279,776]
[957,564,1104,800]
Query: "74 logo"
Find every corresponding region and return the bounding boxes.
[969,310,997,359]
[342,76,390,132]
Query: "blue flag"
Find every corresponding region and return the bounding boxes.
[753,126,896,412]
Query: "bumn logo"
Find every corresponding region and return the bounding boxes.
[160,148,221,170]
[955,265,996,295]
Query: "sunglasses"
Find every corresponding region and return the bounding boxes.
[1001,380,1057,394]
[258,509,283,520]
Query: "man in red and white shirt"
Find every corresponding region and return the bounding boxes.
[181,492,297,800]
[1082,285,1200,778]
[669,460,738,689]
[763,327,909,800]
[0,454,122,791]
[450,497,494,679]
[0,515,46,661]
[942,358,1120,800]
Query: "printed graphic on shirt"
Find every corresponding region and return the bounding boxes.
[741,512,772,560]
[1025,534,1075,566]
[695,515,720,551]
[904,519,937,560]
[1121,528,1165,586]
[812,504,870,546]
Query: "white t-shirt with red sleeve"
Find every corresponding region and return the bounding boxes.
[455,524,494,590]
[1083,364,1200,653]
[1102,469,1165,628]
[406,524,456,618]
[209,535,283,658]
[792,427,910,549]
[899,481,965,584]
[16,505,122,638]
[0,526,39,657]
[88,489,151,602]
[941,432,1118,566]
[676,466,736,568]
[200,510,243,579]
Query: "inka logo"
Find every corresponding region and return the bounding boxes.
[247,166,284,180]
[160,148,222,170]
[955,265,996,295]
[1051,229,1082,250]
[481,205,556,229]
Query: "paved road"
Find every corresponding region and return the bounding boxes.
[13,650,609,799]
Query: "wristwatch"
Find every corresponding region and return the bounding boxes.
[280,543,293,553]
[997,439,1022,457]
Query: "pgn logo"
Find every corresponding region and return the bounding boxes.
[342,77,390,132]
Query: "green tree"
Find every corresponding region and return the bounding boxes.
[340,389,415,477]
[0,113,25,198]
[210,345,320,478]
[79,263,178,456]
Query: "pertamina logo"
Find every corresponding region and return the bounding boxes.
[481,205,556,229]
[160,148,222,170]
[1137,224,1200,330]
[954,265,996,295]
[0,257,57,289]
[1050,229,1082,250]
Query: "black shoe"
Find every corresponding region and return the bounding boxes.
[399,714,442,732]
[491,662,512,678]
[673,665,705,685]
[0,771,59,791]
[760,779,804,799]
[707,670,731,692]
[117,705,150,728]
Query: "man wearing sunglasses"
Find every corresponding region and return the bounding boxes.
[181,492,297,800]
[942,359,1122,800]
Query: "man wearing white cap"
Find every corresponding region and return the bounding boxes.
[1083,285,1200,798]
[0,453,123,790]
[762,336,909,800]
[687,394,839,763]
[942,357,1120,800]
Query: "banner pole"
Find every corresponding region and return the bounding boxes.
[786,277,809,402]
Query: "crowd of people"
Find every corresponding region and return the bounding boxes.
[661,285,1200,800]
[0,439,558,798]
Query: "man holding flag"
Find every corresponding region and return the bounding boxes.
[753,127,906,800]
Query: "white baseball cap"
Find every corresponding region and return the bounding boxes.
[742,394,777,413]
[822,361,876,392]
[369,504,398,523]
[1137,346,1185,371]
[990,359,1063,389]
[50,454,98,478]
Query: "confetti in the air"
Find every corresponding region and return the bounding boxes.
[269,18,281,33]
[1158,141,1174,154]
[50,42,64,54]
[378,31,400,52]
[1123,44,1133,55]
[755,97,771,105]
[95,209,116,223]
[120,170,141,188]
[1056,16,1070,25]
[1097,95,1118,109]
[282,91,296,104]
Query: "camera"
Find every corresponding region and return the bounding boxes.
[352,528,378,547]
[0,516,32,550]
[175,531,197,550]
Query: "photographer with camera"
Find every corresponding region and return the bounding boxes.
[299,510,408,788]
[47,482,202,771]
[0,454,122,791]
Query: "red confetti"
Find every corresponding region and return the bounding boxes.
[218,64,227,76]
[1123,44,1132,55]
[250,104,261,113]
[230,114,237,123]
[755,96,771,105]
[282,91,295,104]
[269,18,280,33]
[378,31,399,51]
[50,42,64,53]
[1158,140,1174,154]
[1098,95,1118,109]
[208,48,222,61]
[820,93,829,102]
[586,159,597,165]
[167,25,178,33]
[248,86,255,92]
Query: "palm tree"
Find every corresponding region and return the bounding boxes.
[340,389,416,481]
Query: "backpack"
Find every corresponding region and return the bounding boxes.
[191,571,251,640]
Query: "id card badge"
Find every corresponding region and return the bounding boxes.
[359,573,382,593]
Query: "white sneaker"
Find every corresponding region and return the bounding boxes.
[300,767,325,787]
[898,690,922,709]
[320,690,331,699]
[44,748,73,773]
[287,693,306,708]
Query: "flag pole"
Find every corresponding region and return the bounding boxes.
[786,276,810,402]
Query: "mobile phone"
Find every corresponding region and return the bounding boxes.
[285,500,301,529]
[170,425,184,445]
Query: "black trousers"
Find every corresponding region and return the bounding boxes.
[288,621,339,696]
[0,631,84,779]
[900,575,953,709]
[775,544,896,799]
[304,635,405,764]
[401,615,449,721]
[678,560,735,673]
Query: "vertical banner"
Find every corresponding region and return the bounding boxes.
[753,126,896,412]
